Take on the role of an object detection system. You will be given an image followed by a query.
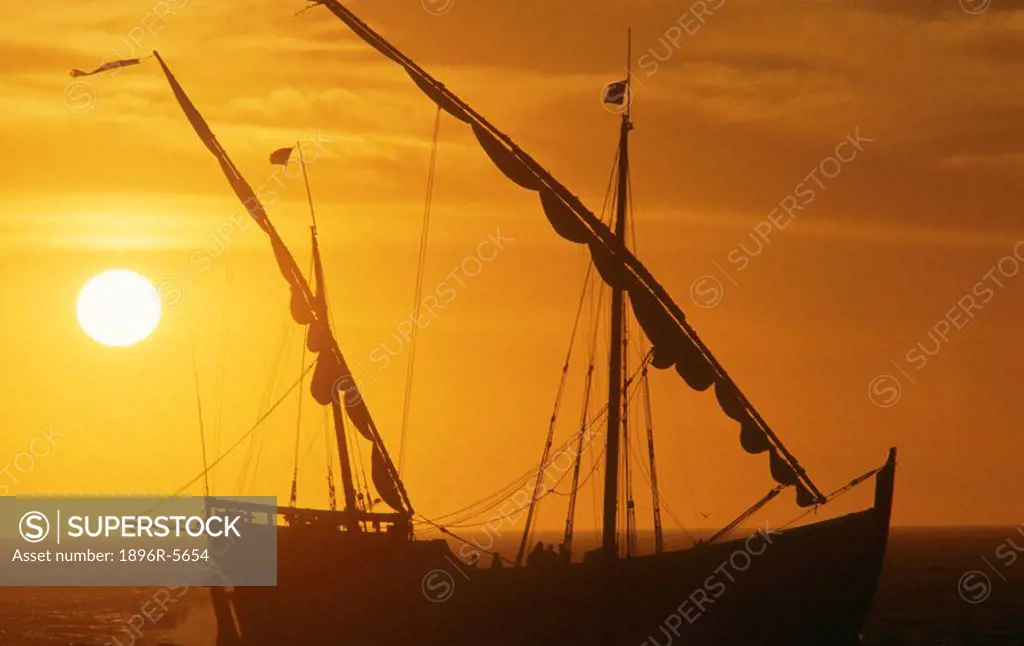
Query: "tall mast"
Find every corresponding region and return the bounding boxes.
[331,399,359,527]
[601,30,633,558]
[301,143,358,523]
[151,50,414,524]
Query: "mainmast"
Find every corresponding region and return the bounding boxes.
[601,31,633,559]
[308,0,830,510]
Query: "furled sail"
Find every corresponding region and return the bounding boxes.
[153,51,413,516]
[312,1,825,506]
[371,445,405,512]
[306,230,331,354]
[540,187,590,243]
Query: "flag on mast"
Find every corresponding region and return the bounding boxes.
[603,80,629,106]
[270,146,295,166]
[70,58,142,78]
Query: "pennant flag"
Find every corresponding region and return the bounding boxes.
[70,58,142,78]
[270,146,294,166]
[603,80,629,106]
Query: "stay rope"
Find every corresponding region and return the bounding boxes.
[515,260,597,565]
[398,106,442,477]
[416,353,653,532]
[167,361,317,499]
[289,255,316,507]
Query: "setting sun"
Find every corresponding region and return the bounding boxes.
[76,269,161,347]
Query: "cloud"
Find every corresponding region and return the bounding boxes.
[1,0,1023,252]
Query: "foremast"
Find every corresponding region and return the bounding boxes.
[310,224,360,524]
[152,50,413,531]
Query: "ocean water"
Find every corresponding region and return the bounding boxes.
[1,528,1021,645]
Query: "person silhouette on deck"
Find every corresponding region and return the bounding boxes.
[527,541,545,567]
[545,544,558,566]
[558,541,571,563]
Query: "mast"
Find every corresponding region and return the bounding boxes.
[290,149,347,515]
[331,399,359,526]
[601,31,632,558]
[302,143,358,523]
[151,50,414,522]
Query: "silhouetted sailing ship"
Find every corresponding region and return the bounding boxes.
[147,2,898,644]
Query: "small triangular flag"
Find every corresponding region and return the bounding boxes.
[270,147,294,166]
[70,58,142,78]
[603,80,629,106]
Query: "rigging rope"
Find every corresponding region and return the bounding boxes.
[418,427,587,529]
[615,368,696,547]
[238,315,292,493]
[433,123,624,548]
[325,407,337,510]
[630,446,696,545]
[190,346,211,498]
[421,441,606,535]
[423,469,537,524]
[166,361,317,499]
[412,407,607,531]
[562,363,595,549]
[778,465,884,532]
[559,142,619,554]
[640,367,664,552]
[212,256,232,493]
[410,352,654,534]
[586,283,608,545]
[705,462,885,545]
[348,405,372,511]
[398,106,442,477]
[416,514,516,565]
[434,363,650,541]
[290,256,316,507]
[708,486,785,545]
[317,263,351,513]
[548,445,606,499]
[627,191,704,532]
[298,414,325,470]
[515,258,599,566]
[622,281,636,557]
[624,409,693,546]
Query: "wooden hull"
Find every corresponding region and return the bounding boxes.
[214,450,896,646]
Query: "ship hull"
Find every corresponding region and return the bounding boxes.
[215,450,896,646]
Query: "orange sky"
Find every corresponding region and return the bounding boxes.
[0,0,1022,531]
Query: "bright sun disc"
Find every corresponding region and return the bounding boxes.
[77,269,162,347]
